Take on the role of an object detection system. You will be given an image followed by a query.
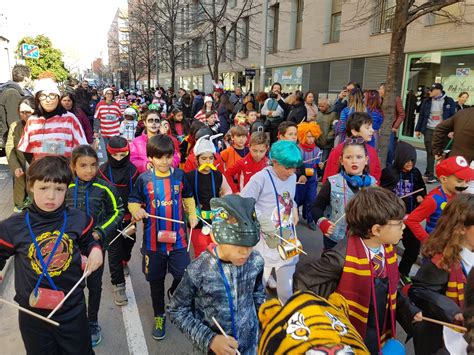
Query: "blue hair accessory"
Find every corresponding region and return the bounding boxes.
[341,170,372,188]
[269,140,303,168]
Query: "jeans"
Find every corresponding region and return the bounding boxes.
[423,128,435,177]
[386,132,397,168]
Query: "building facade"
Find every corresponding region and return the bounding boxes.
[108,6,130,89]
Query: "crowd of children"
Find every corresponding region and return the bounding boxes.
[0,82,473,355]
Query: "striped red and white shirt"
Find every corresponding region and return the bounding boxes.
[17,112,87,159]
[115,97,129,114]
[194,110,218,123]
[94,101,122,138]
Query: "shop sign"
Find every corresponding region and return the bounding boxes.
[272,66,303,85]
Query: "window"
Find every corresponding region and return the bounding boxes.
[270,3,280,53]
[241,16,249,59]
[229,26,237,61]
[229,0,237,8]
[372,0,395,34]
[432,3,464,25]
[329,0,341,43]
[295,0,304,49]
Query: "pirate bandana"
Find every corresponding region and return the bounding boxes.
[210,195,260,247]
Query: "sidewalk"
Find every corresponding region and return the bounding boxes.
[0,157,14,288]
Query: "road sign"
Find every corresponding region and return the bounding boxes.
[244,68,256,77]
[22,44,39,59]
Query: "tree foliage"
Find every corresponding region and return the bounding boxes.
[15,35,69,82]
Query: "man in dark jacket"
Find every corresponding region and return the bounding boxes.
[191,89,204,117]
[0,64,31,150]
[415,83,456,183]
[315,98,337,162]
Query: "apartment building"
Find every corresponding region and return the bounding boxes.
[108,6,130,89]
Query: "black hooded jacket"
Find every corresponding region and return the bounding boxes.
[380,141,426,213]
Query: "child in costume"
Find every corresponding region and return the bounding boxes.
[0,156,103,355]
[409,194,473,354]
[220,125,249,170]
[277,121,298,142]
[312,138,377,250]
[119,107,138,142]
[168,108,190,144]
[66,145,124,346]
[322,112,381,183]
[295,122,322,231]
[98,136,139,306]
[380,141,426,284]
[168,195,265,354]
[295,186,422,355]
[128,134,198,340]
[225,131,269,193]
[258,291,370,354]
[186,135,232,258]
[183,127,226,174]
[241,140,302,303]
[405,155,472,244]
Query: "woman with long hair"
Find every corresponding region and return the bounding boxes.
[335,88,366,144]
[364,89,384,150]
[60,92,94,143]
[409,194,474,354]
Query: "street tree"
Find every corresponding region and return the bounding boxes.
[347,0,465,167]
[193,0,254,82]
[15,35,69,82]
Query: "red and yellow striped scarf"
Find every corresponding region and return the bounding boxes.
[335,236,398,340]
[431,254,466,308]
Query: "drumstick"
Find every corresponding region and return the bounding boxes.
[0,298,60,327]
[211,316,241,355]
[421,316,467,333]
[147,214,184,224]
[109,221,135,246]
[273,234,308,255]
[334,214,346,225]
[47,271,90,319]
[196,215,212,228]
[399,188,424,199]
[187,227,194,252]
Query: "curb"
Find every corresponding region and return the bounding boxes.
[0,257,13,294]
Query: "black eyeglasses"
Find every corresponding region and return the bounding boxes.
[39,93,58,101]
[147,118,160,124]
[344,137,366,145]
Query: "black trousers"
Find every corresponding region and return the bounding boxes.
[19,304,94,355]
[86,252,105,323]
[399,227,421,276]
[108,227,136,285]
[146,248,190,315]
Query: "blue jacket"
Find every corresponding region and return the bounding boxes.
[415,94,455,134]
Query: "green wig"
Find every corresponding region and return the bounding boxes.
[269,140,302,168]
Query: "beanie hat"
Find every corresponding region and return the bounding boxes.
[34,78,60,96]
[204,95,213,104]
[210,195,260,247]
[123,107,137,119]
[258,291,369,354]
[103,88,114,96]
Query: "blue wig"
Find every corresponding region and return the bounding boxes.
[269,140,302,168]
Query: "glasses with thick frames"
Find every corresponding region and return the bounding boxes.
[39,93,58,101]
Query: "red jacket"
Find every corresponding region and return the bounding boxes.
[183,151,225,174]
[322,142,381,184]
[224,154,269,193]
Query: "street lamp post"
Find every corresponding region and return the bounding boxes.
[259,0,269,92]
[4,47,11,80]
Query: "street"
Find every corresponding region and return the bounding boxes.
[0,148,431,354]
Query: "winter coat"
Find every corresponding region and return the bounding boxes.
[315,109,337,149]
[287,102,307,124]
[416,93,456,134]
[130,132,180,174]
[0,81,27,145]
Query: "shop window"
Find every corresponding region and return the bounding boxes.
[372,0,395,34]
[329,0,342,43]
[295,0,304,49]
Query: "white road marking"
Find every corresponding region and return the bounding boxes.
[121,274,149,355]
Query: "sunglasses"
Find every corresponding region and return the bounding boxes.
[344,137,366,145]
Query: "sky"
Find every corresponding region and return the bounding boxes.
[1,0,126,72]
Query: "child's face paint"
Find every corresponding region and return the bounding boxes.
[145,114,160,134]
[30,180,68,212]
[72,156,98,182]
[340,145,368,176]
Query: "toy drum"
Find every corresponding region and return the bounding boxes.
[201,225,212,235]
[305,168,315,177]
[157,231,177,244]
[277,239,303,260]
[29,288,65,310]
[81,255,88,271]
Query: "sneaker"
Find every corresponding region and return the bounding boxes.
[113,283,128,306]
[400,274,412,286]
[89,321,102,347]
[307,221,317,231]
[426,177,437,184]
[152,314,166,340]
